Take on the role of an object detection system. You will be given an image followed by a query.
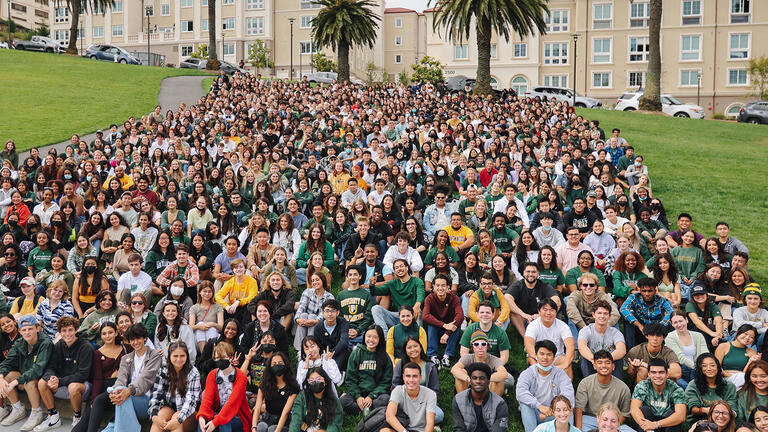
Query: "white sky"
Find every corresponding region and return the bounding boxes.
[386,0,429,12]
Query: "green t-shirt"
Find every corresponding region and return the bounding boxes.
[490,226,520,254]
[737,391,768,421]
[539,268,566,289]
[685,301,722,328]
[631,379,686,417]
[684,380,738,423]
[27,247,53,274]
[459,322,511,358]
[337,287,374,334]
[371,276,425,311]
[424,245,460,266]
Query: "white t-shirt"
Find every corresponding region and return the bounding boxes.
[117,271,153,297]
[525,318,573,358]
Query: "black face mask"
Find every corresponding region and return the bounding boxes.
[27,222,38,229]
[261,343,275,354]
[214,359,230,370]
[271,364,286,376]
[308,381,325,394]
[51,220,63,227]
[7,220,17,227]
[84,266,97,274]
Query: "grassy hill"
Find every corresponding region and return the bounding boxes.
[0,49,213,151]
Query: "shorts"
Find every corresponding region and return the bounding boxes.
[53,381,91,399]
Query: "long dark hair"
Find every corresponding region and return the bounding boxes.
[156,301,183,342]
[514,230,541,270]
[149,229,176,258]
[302,367,338,430]
[537,245,561,271]
[362,324,389,383]
[652,252,679,284]
[260,351,299,397]
[306,223,328,255]
[166,341,192,398]
[739,360,768,410]
[693,353,727,395]
[403,335,428,362]
[78,257,106,298]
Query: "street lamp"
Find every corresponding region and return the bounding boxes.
[697,71,702,106]
[572,33,579,108]
[7,0,12,47]
[79,20,83,54]
[145,5,152,66]
[288,17,295,80]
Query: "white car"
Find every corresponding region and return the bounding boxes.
[525,86,603,108]
[615,92,705,118]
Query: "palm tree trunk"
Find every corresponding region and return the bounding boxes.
[206,0,219,69]
[474,16,492,95]
[639,0,662,111]
[337,39,350,82]
[66,0,81,55]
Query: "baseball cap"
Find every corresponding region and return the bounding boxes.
[690,283,708,297]
[18,315,38,328]
[19,276,35,287]
[586,191,597,198]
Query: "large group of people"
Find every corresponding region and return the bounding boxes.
[0,69,761,432]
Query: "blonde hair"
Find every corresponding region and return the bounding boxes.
[213,341,234,359]
[46,280,70,301]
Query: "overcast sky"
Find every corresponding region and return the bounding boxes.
[386,0,429,12]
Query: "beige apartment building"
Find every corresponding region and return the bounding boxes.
[422,0,767,115]
[381,8,426,78]
[47,0,384,78]
[1,0,49,32]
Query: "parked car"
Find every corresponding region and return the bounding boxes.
[0,42,9,49]
[615,92,705,118]
[736,101,768,124]
[302,71,337,84]
[84,44,141,64]
[179,58,207,69]
[445,75,475,92]
[525,86,603,108]
[13,36,63,53]
[220,60,247,75]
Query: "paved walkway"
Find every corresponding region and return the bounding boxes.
[20,75,209,160]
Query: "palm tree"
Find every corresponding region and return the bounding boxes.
[311,0,380,83]
[206,0,219,70]
[56,0,115,55]
[430,0,548,95]
[638,0,661,111]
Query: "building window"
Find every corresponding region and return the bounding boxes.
[300,15,314,28]
[629,37,650,62]
[181,20,193,32]
[490,77,499,90]
[54,7,68,23]
[682,0,701,25]
[592,38,611,63]
[728,69,748,85]
[160,4,169,16]
[730,0,750,24]
[181,45,194,57]
[681,35,701,61]
[593,4,612,29]
[395,36,402,46]
[93,26,104,37]
[729,33,749,59]
[513,43,527,58]
[300,0,321,9]
[545,9,569,33]
[112,1,122,12]
[180,0,192,8]
[247,17,264,35]
[201,19,208,31]
[201,0,207,5]
[592,72,611,88]
[247,0,264,10]
[395,18,402,28]
[394,54,402,64]
[54,30,68,41]
[630,2,649,28]
[222,18,235,30]
[544,74,568,88]
[222,0,234,4]
[628,71,646,88]
[112,25,123,36]
[300,41,318,54]
[92,3,103,14]
[454,45,468,60]
[511,76,528,94]
[680,70,700,87]
[222,43,235,56]
[543,43,568,65]
[725,104,744,118]
[490,43,497,59]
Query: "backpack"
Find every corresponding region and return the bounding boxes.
[356,405,409,432]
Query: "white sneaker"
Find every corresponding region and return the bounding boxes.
[20,409,46,431]
[71,416,81,428]
[430,356,441,369]
[0,406,11,421]
[441,354,451,368]
[33,413,60,432]
[1,406,26,426]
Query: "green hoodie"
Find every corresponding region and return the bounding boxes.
[78,308,119,345]
[0,332,53,385]
[345,345,392,400]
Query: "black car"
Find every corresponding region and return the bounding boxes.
[737,101,768,124]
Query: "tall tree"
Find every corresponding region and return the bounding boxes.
[638,0,661,111]
[430,0,548,95]
[311,0,380,83]
[206,0,219,69]
[56,0,115,55]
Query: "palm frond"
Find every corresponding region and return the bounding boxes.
[430,0,549,43]
[311,0,381,51]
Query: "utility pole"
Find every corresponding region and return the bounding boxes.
[572,33,579,107]
[145,5,152,66]
[7,0,12,47]
[288,17,295,80]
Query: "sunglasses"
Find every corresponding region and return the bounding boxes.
[132,301,144,305]
[581,283,596,287]
[4,252,15,257]
[472,342,488,347]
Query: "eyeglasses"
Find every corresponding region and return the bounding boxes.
[131,301,144,305]
[472,342,488,347]
[4,252,15,257]
[581,283,596,287]
[307,377,325,384]
[435,196,446,200]
[712,411,730,417]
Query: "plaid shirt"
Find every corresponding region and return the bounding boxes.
[296,288,335,322]
[156,261,200,289]
[620,293,674,326]
[148,365,201,422]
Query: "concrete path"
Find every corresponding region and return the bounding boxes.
[20,75,208,160]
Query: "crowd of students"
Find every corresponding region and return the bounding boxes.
[0,70,761,432]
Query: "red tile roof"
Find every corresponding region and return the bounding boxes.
[385,7,417,13]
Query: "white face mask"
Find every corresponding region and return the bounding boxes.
[170,286,184,297]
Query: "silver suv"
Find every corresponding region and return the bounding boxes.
[525,86,603,108]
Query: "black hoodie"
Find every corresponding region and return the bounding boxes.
[42,335,93,386]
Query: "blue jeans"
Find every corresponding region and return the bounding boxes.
[520,404,552,432]
[435,405,444,424]
[114,394,150,432]
[371,305,400,334]
[426,324,461,357]
[198,413,242,432]
[677,364,695,389]
[296,267,307,286]
[348,335,363,350]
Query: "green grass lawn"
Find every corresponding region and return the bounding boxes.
[202,76,215,92]
[0,49,213,151]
